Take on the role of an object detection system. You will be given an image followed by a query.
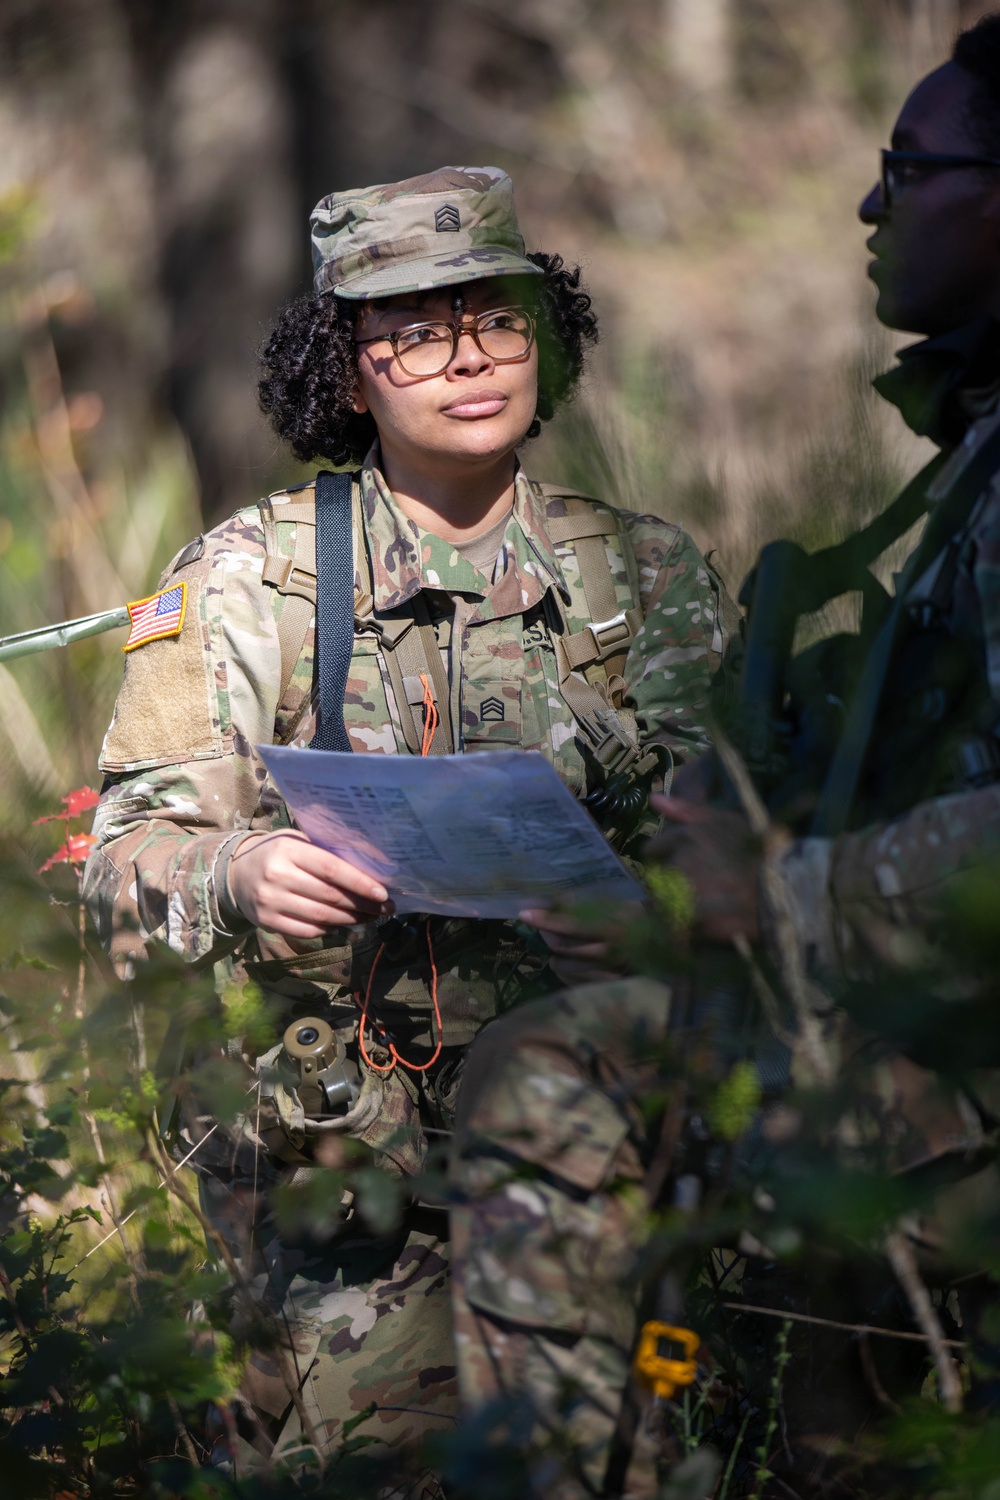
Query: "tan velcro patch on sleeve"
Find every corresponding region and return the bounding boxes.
[99,577,224,771]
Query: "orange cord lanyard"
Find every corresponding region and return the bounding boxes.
[418,672,439,758]
[356,674,443,1075]
[357,919,442,1076]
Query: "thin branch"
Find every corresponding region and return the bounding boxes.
[731,933,795,1050]
[145,1127,328,1468]
[70,1120,222,1270]
[884,1230,964,1413]
[73,873,141,1313]
[858,1330,902,1414]
[0,665,63,795]
[723,1299,964,1349]
[714,732,837,1088]
[166,1391,200,1467]
[18,288,130,616]
[642,1083,688,1206]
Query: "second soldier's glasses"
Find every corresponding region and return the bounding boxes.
[880,149,1000,209]
[356,306,535,378]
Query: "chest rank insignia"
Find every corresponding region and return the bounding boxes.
[480,695,505,722]
[123,583,187,652]
[434,203,461,232]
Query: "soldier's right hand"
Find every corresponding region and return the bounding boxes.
[228,830,394,936]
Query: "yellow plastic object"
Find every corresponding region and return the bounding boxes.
[633,1322,699,1399]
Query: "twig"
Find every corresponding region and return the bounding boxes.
[884,1229,963,1413]
[73,871,141,1312]
[731,933,795,1050]
[714,732,837,1088]
[145,1126,328,1468]
[70,1120,221,1270]
[18,286,130,616]
[131,998,148,1075]
[714,1404,752,1500]
[642,1083,688,1207]
[166,1391,200,1467]
[723,1299,964,1349]
[858,1330,902,1414]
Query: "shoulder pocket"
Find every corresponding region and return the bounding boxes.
[99,573,226,772]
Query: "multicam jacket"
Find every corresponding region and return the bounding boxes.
[84,454,729,1164]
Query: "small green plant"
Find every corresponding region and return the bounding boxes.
[747,1319,792,1500]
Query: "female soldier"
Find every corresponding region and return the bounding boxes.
[84,167,730,1478]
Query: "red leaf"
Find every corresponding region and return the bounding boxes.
[39,832,96,873]
[63,786,99,817]
[33,786,100,826]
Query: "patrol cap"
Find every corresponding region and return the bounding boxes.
[310,166,543,300]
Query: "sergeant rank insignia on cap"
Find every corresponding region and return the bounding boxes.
[123,583,187,652]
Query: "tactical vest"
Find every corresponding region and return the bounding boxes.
[255,473,662,799]
[168,480,676,1171]
[855,516,997,825]
[773,557,994,832]
[729,419,1000,837]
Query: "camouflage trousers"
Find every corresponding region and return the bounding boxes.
[447,974,1000,1499]
[449,977,686,1500]
[198,1170,458,1486]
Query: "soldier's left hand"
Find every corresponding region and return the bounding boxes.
[519,906,638,985]
[647,795,761,944]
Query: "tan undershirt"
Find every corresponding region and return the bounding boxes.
[452,509,512,582]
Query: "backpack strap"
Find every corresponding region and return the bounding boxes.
[375,598,454,756]
[540,490,643,690]
[535,486,647,777]
[257,477,649,773]
[257,493,320,716]
[310,470,356,752]
[258,479,451,755]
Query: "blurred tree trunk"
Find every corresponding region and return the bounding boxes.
[664,0,731,97]
[0,0,911,545]
[908,0,958,73]
[121,0,297,525]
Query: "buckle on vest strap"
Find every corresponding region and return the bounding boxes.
[580,706,640,775]
[563,610,636,672]
[587,610,632,658]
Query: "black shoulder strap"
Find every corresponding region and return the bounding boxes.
[310,470,355,754]
[811,422,1000,836]
[734,452,947,778]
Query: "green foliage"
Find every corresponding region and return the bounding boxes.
[219,978,277,1054]
[646,865,696,934]
[0,180,200,831]
[0,185,40,266]
[747,1319,791,1499]
[0,827,461,1497]
[709,1062,762,1144]
[0,7,982,1495]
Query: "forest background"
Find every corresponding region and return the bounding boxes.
[1,2,998,1496]
[0,0,980,813]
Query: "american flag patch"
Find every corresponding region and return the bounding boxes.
[123,583,187,652]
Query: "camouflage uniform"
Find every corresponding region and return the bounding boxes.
[84,451,729,1474]
[311,165,542,299]
[448,327,1000,1495]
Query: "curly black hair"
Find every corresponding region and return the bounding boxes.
[953,13,1000,157]
[258,253,598,466]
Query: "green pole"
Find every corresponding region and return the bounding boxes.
[0,606,131,663]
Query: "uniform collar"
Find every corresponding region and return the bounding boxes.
[359,445,570,619]
[874,318,1000,449]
